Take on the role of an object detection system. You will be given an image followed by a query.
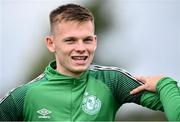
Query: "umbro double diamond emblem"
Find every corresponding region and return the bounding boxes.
[37,108,52,119]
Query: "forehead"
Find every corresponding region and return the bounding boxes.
[53,20,94,37]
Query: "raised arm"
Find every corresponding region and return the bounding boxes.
[157,77,180,121]
[131,76,180,121]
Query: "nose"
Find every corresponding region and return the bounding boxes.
[74,40,86,53]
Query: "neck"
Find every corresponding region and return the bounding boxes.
[56,67,83,78]
[55,60,83,78]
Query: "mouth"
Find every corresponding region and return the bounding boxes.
[71,56,88,61]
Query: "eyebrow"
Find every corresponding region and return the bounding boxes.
[64,35,94,40]
[84,36,94,39]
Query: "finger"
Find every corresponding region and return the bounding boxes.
[135,76,146,84]
[130,85,146,94]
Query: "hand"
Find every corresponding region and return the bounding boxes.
[130,75,164,94]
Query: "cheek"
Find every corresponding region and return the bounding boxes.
[89,45,97,54]
[55,46,73,59]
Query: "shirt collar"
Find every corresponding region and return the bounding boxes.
[44,60,89,83]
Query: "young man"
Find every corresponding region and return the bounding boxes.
[0,3,178,121]
[131,76,180,121]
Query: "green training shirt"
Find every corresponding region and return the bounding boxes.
[0,61,163,121]
[156,77,180,121]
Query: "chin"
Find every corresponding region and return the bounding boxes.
[73,66,88,73]
[75,68,87,73]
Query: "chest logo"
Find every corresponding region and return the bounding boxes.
[82,92,101,115]
[37,108,52,119]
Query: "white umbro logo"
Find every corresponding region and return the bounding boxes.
[37,108,52,119]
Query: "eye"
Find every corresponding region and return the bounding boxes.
[64,39,75,44]
[84,38,93,43]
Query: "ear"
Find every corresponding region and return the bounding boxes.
[94,35,97,50]
[45,36,56,52]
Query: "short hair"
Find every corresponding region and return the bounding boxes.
[49,3,94,33]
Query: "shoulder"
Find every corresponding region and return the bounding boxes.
[0,74,45,103]
[13,73,45,94]
[89,64,142,105]
[89,64,137,81]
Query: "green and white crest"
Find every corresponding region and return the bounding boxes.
[82,92,101,115]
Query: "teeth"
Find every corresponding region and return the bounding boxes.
[72,56,87,60]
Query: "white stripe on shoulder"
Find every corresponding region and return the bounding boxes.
[0,74,45,104]
[89,64,141,84]
[177,81,180,87]
[26,74,45,85]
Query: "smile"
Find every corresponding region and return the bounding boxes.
[71,56,88,60]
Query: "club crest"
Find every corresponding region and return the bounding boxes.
[82,92,101,115]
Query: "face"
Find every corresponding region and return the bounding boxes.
[46,20,97,77]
